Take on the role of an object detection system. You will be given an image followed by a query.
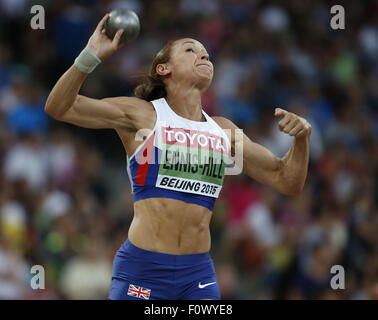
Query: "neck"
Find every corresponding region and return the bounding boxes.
[165,84,204,122]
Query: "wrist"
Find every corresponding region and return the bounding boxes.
[294,134,310,142]
[74,45,102,74]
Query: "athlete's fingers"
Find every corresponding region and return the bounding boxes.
[282,118,299,134]
[95,13,110,33]
[288,124,303,136]
[274,108,288,117]
[112,29,124,48]
[295,128,307,138]
[294,120,312,138]
[278,113,292,131]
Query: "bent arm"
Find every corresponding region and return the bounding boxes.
[44,63,155,130]
[44,13,136,129]
[213,116,310,195]
[44,65,131,129]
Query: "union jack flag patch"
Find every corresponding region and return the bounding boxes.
[127,284,151,300]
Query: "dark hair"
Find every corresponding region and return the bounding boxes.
[134,40,176,101]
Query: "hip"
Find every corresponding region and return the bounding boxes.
[109,238,220,300]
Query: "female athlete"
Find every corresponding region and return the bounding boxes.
[45,14,311,300]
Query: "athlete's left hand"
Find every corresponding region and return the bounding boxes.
[274,108,312,139]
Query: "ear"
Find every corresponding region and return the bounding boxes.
[156,63,171,77]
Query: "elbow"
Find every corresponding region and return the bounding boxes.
[44,96,59,119]
[285,186,303,196]
[44,102,57,119]
[282,181,305,196]
[44,97,74,120]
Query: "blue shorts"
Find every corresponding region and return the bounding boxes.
[108,239,220,300]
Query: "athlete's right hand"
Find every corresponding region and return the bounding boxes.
[87,13,124,60]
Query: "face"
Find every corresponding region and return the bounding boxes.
[156,38,214,92]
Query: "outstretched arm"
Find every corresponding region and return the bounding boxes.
[213,109,311,195]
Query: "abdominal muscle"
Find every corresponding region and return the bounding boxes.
[116,121,213,255]
[127,197,213,255]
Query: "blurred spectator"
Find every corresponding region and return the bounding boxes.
[216,262,243,299]
[59,237,113,299]
[219,76,258,127]
[0,235,30,299]
[51,3,93,68]
[3,135,50,191]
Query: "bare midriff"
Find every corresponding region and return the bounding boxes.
[127,197,212,254]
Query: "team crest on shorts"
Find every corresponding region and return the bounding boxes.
[127,284,151,300]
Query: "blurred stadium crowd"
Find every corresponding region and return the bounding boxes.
[0,0,377,299]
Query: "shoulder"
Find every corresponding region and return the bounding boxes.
[211,116,238,130]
